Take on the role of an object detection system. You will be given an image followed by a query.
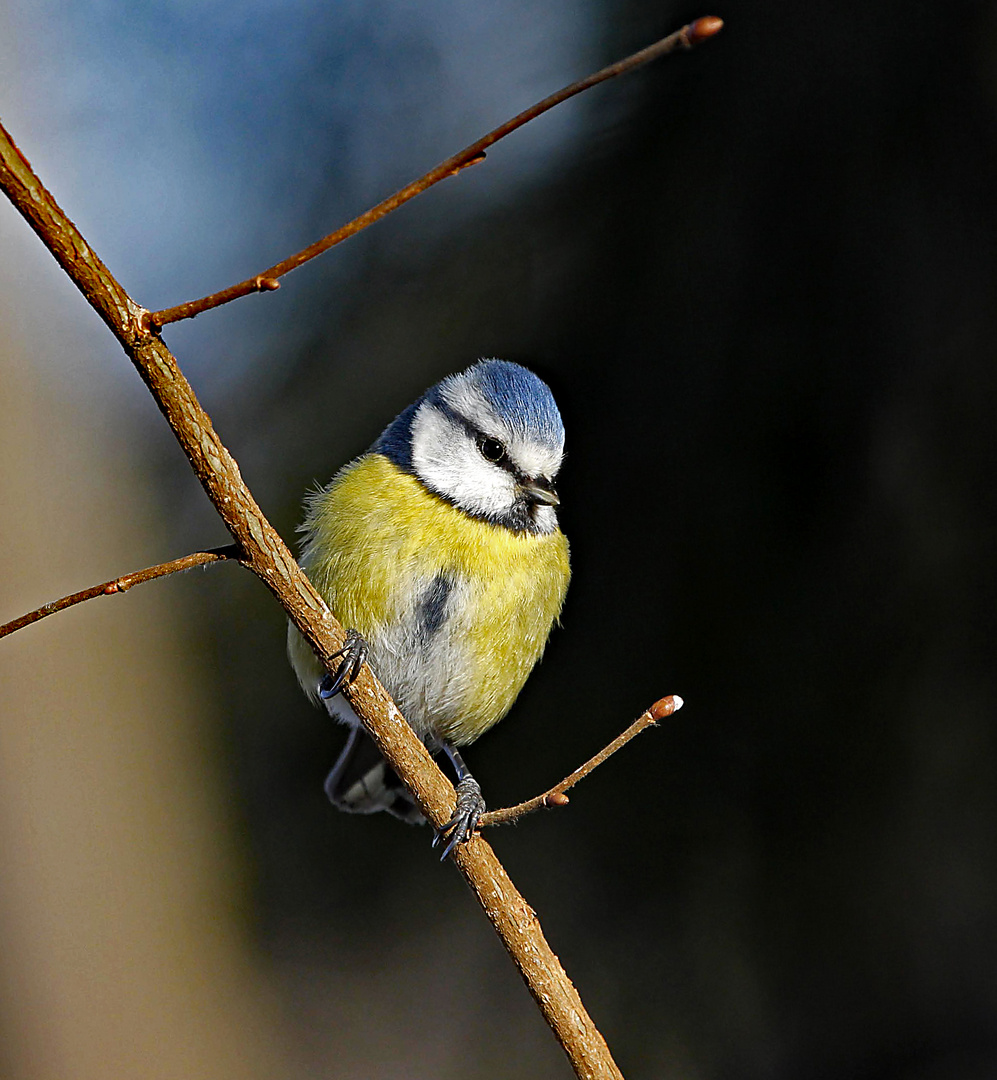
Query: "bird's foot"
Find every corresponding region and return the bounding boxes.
[318,629,369,700]
[432,776,485,861]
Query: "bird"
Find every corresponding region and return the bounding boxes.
[287,359,570,859]
[287,358,570,855]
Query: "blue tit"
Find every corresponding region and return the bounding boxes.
[288,359,570,856]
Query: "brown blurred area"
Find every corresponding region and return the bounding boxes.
[0,290,286,1075]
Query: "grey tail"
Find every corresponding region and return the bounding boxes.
[324,727,425,825]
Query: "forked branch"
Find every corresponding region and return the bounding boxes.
[1,113,627,1080]
[0,20,719,1079]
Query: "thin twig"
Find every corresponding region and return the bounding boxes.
[147,15,723,329]
[0,545,241,640]
[481,695,683,827]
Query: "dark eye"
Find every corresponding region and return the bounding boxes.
[477,436,505,463]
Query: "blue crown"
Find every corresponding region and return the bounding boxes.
[373,360,562,470]
[453,360,564,447]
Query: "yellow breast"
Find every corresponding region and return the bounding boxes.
[288,453,570,745]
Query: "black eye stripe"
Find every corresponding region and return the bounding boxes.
[434,399,523,477]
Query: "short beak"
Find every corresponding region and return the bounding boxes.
[519,477,560,507]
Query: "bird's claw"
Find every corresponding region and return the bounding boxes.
[432,776,485,861]
[319,629,369,700]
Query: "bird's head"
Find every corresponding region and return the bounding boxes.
[373,359,565,534]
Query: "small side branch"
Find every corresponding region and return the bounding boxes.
[480,695,683,827]
[147,16,723,329]
[0,545,241,640]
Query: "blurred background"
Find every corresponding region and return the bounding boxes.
[2,1,996,1077]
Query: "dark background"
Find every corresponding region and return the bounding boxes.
[3,1,996,1077]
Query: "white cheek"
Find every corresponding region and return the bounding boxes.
[411,404,516,517]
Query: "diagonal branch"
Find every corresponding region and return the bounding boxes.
[0,545,241,640]
[148,16,723,329]
[0,20,718,1073]
[481,695,682,828]
[1,115,624,1080]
